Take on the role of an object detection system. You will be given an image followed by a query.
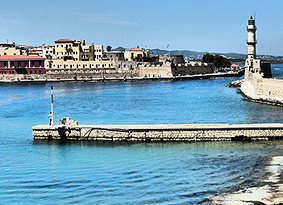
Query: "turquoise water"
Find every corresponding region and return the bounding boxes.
[1,64,283,204]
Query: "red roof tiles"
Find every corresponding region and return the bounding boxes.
[55,39,74,43]
[125,47,144,51]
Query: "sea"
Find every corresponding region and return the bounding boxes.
[1,64,283,204]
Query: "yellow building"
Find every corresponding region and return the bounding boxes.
[0,47,21,57]
[54,39,82,61]
[124,47,150,61]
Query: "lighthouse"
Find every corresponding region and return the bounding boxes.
[247,16,257,60]
[244,15,272,81]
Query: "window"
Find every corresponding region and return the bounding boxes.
[14,53,16,55]
[57,45,59,47]
[57,52,59,55]
[34,70,37,74]
[61,45,63,47]
[4,53,6,55]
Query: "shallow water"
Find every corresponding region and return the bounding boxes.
[1,64,283,204]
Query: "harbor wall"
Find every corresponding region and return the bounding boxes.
[253,75,283,97]
[32,124,283,141]
[173,63,214,76]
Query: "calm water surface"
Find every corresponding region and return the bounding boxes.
[1,64,283,204]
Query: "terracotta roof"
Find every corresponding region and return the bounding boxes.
[0,55,45,60]
[125,47,144,51]
[231,64,240,67]
[55,39,74,43]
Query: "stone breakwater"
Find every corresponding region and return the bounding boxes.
[32,124,283,141]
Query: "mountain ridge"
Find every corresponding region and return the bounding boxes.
[112,47,283,62]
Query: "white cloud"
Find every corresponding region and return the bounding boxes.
[0,17,27,25]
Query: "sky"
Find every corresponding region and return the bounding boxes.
[1,0,283,55]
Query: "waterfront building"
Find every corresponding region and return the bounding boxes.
[54,39,82,61]
[0,47,21,57]
[94,45,103,60]
[81,43,95,61]
[42,46,56,60]
[103,51,125,61]
[124,47,150,61]
[54,39,102,62]
[0,55,45,75]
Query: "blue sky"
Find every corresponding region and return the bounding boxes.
[1,0,283,55]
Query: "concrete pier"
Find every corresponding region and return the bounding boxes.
[32,123,283,141]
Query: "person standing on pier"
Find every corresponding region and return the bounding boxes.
[48,112,53,125]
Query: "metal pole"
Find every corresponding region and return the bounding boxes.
[51,86,54,126]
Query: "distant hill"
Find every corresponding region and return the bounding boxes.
[112,47,283,62]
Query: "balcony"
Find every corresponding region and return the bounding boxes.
[246,40,257,45]
[246,26,257,31]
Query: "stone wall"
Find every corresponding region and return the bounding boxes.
[173,63,214,76]
[33,126,283,141]
[136,62,173,77]
[253,73,283,98]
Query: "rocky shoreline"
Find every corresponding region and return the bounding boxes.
[208,156,283,204]
[225,79,243,87]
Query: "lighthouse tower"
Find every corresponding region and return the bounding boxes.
[245,15,261,81]
[244,16,272,81]
[247,16,257,60]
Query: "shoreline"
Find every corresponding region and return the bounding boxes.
[209,156,283,204]
[0,71,243,84]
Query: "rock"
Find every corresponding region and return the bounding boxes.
[225,79,244,87]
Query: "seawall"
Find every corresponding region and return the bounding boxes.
[240,81,283,106]
[0,71,244,84]
[32,124,283,141]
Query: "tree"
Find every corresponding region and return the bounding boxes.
[106,45,112,52]
[201,53,214,63]
[201,53,231,68]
